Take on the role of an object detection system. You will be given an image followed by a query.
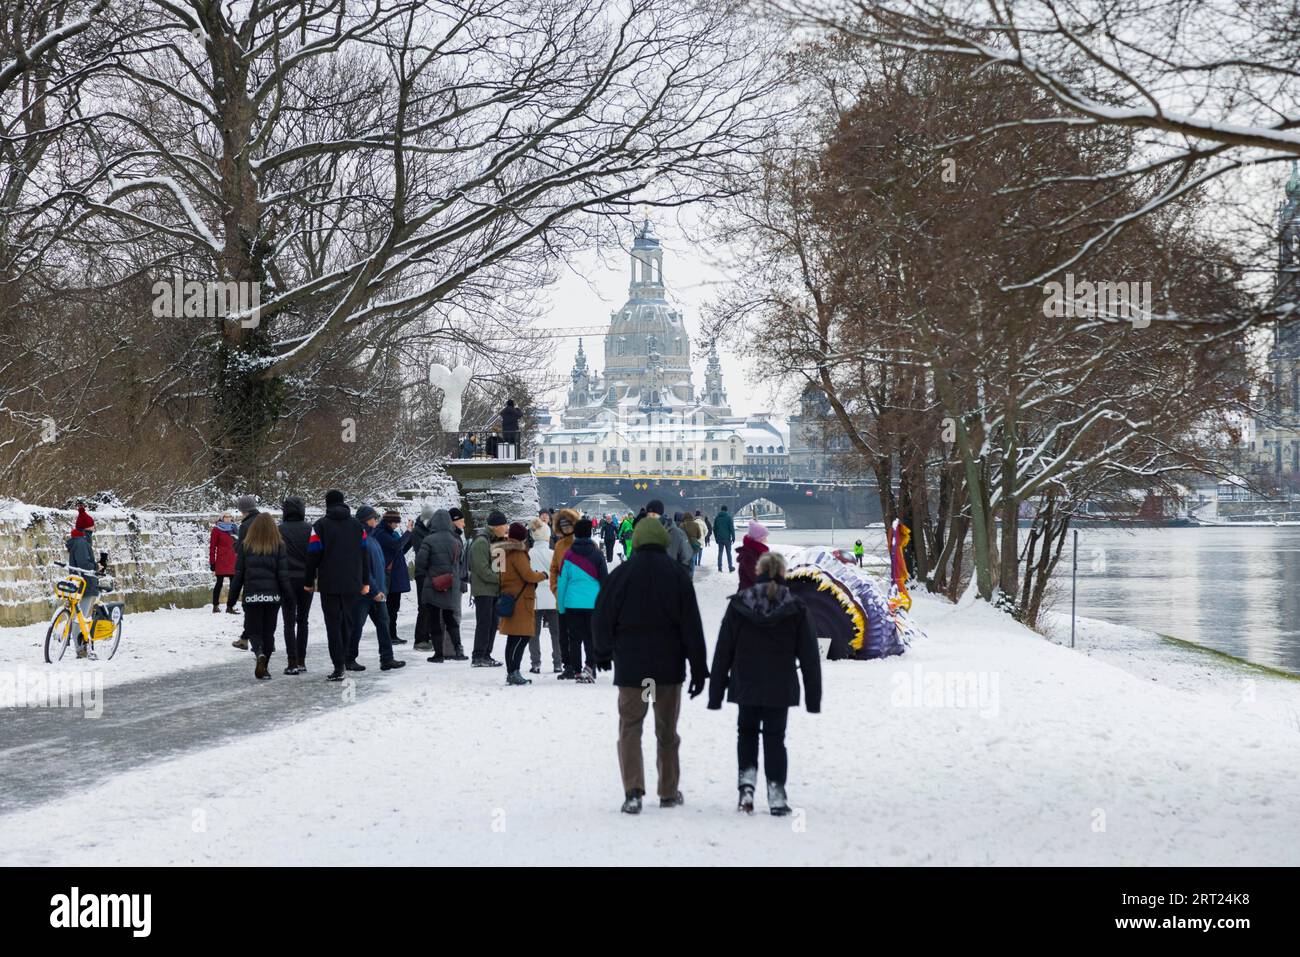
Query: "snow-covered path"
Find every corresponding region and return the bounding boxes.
[1,546,1298,866]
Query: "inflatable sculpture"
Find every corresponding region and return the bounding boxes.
[785,546,921,660]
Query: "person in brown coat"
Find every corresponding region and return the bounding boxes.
[548,507,581,678]
[498,522,547,685]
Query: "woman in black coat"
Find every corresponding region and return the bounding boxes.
[707,551,821,816]
[230,512,293,680]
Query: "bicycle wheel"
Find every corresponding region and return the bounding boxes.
[104,616,122,660]
[44,607,72,663]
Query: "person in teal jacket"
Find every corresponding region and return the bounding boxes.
[713,504,736,572]
[556,518,608,683]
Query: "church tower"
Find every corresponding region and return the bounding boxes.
[603,218,693,404]
[703,341,729,412]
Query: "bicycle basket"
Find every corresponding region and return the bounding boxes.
[55,576,85,599]
[91,601,124,640]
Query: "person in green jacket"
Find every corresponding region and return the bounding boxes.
[468,509,508,666]
[713,504,736,572]
[618,513,634,559]
[853,539,864,567]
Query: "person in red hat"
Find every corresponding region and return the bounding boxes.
[66,505,99,657]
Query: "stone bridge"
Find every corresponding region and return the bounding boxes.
[535,471,881,529]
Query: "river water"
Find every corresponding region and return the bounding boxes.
[766,526,1300,674]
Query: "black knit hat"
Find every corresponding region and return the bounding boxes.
[646,499,665,515]
[575,518,593,539]
[356,505,378,523]
[325,489,345,506]
[448,506,464,521]
[487,509,508,526]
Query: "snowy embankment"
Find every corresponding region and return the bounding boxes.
[1,540,1298,865]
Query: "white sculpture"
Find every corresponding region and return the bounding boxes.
[429,363,474,432]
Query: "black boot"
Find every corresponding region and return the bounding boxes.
[738,768,757,814]
[326,669,344,682]
[620,789,644,815]
[345,659,366,671]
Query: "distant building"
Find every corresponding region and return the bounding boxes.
[1249,162,1300,486]
[537,219,790,479]
[788,383,852,480]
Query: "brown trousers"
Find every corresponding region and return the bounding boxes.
[617,683,683,799]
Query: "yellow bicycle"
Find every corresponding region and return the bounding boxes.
[44,561,123,663]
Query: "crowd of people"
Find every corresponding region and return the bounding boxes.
[200,491,820,815]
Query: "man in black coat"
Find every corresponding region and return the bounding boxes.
[278,496,314,674]
[600,514,618,563]
[592,517,707,814]
[304,489,367,682]
[500,398,521,453]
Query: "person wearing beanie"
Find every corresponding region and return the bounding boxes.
[209,511,238,614]
[527,518,562,674]
[349,506,405,672]
[547,508,582,678]
[646,500,692,575]
[65,506,99,656]
[227,494,262,644]
[304,489,368,681]
[713,504,736,572]
[467,510,509,666]
[556,516,608,683]
[592,509,707,814]
[376,509,414,647]
[736,520,770,591]
[496,521,546,684]
[277,496,313,674]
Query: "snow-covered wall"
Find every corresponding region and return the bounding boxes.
[0,500,214,627]
[0,463,535,628]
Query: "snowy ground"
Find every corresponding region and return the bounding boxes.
[1,540,1299,866]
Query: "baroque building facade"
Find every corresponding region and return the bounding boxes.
[536,221,790,479]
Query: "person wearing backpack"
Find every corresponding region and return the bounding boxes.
[413,508,464,664]
[467,510,509,667]
[229,512,293,681]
